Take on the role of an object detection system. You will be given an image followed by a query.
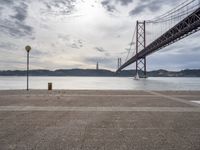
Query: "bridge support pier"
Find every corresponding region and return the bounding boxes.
[135,21,147,78]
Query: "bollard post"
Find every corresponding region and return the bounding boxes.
[48,83,52,91]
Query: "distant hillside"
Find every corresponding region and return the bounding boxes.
[0,69,200,77]
[0,69,114,77]
[147,69,200,77]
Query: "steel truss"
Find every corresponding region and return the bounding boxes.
[136,21,146,78]
[117,7,200,72]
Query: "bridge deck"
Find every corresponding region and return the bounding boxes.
[117,7,200,72]
[0,90,200,150]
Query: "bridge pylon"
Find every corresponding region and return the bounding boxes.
[135,20,147,78]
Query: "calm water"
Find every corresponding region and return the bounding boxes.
[0,76,199,91]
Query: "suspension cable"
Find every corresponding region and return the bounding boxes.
[147,0,198,23]
[125,26,136,62]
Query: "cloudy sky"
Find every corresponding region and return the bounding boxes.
[0,0,200,71]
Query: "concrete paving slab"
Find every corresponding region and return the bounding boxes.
[0,90,200,150]
[0,95,192,107]
[0,111,200,150]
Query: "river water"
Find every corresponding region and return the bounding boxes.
[0,76,200,91]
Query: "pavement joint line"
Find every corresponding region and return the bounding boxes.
[0,94,160,97]
[174,95,200,98]
[0,106,200,112]
[147,91,200,107]
[191,101,200,104]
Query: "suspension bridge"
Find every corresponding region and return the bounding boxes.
[116,0,200,78]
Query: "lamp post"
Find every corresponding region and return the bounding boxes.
[25,45,31,91]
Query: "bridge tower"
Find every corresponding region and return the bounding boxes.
[135,21,147,78]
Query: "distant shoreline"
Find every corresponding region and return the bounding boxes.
[0,69,200,77]
[0,76,200,78]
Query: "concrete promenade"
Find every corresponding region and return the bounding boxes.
[0,90,200,150]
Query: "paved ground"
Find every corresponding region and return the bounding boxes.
[0,90,200,150]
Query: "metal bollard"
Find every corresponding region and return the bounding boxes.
[48,83,52,90]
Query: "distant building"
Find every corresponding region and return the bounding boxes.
[96,62,99,70]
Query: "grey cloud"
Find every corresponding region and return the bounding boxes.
[101,1,110,6]
[105,52,111,57]
[0,1,34,38]
[58,34,70,41]
[101,0,117,12]
[95,47,112,57]
[0,0,13,5]
[101,0,133,12]
[0,20,33,38]
[0,42,17,50]
[129,0,177,16]
[31,49,48,57]
[105,5,116,12]
[70,39,84,49]
[11,3,28,21]
[174,46,200,54]
[71,43,79,49]
[115,0,133,6]
[1,60,25,65]
[78,39,83,45]
[45,0,76,8]
[95,47,106,52]
[42,0,77,16]
[148,51,200,70]
[129,4,146,15]
[51,43,56,47]
[58,34,84,49]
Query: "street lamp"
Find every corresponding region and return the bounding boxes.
[25,45,31,91]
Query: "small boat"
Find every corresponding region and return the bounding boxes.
[134,73,140,80]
